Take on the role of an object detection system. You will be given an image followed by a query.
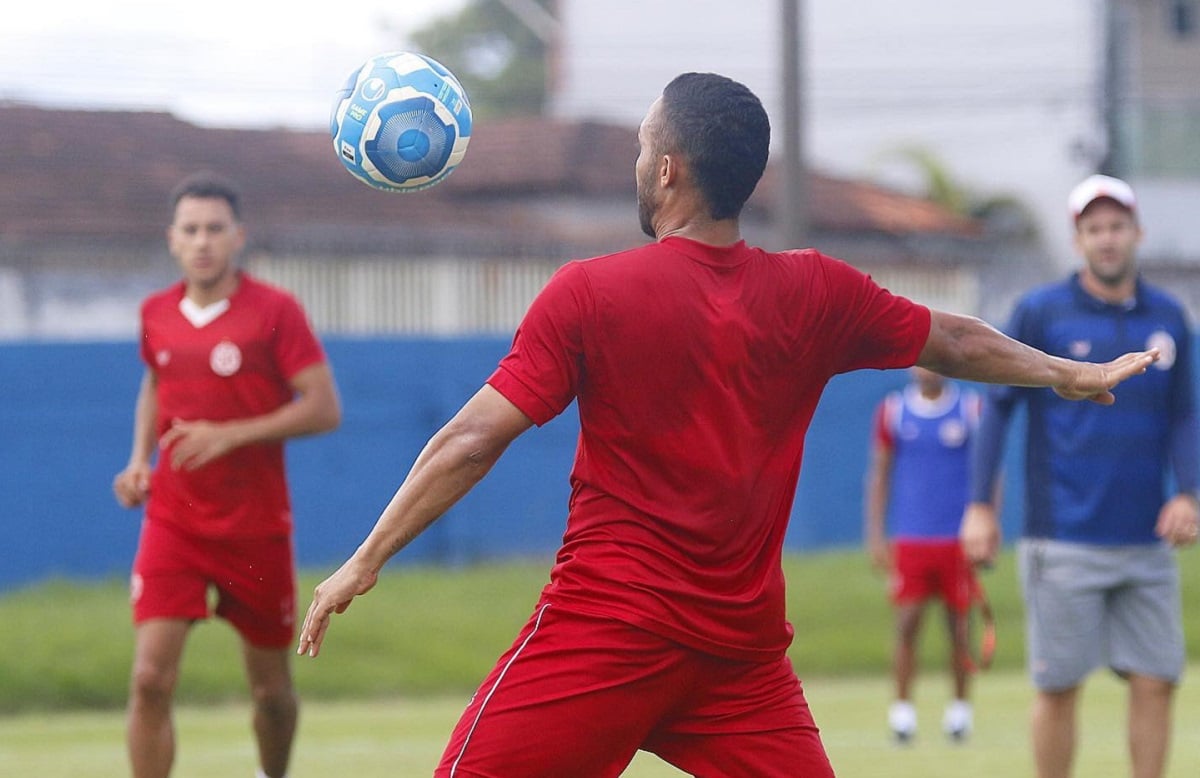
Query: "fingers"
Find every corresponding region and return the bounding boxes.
[158,423,184,450]
[171,448,200,471]
[962,538,996,567]
[1099,350,1157,396]
[297,562,378,658]
[297,589,338,657]
[112,469,151,508]
[1157,521,1197,547]
[161,424,212,471]
[297,581,355,658]
[1167,525,1199,547]
[1059,350,1158,404]
[1157,515,1200,548]
[1113,349,1158,381]
[1154,494,1200,548]
[966,527,999,565]
[959,505,999,566]
[297,600,329,657]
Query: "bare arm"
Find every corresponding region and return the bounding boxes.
[918,310,1157,403]
[298,384,535,657]
[863,440,893,570]
[924,308,1156,564]
[161,362,342,471]
[112,369,159,508]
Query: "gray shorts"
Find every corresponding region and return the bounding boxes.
[1018,538,1184,691]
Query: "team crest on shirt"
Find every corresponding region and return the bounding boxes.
[209,340,242,377]
[938,419,968,447]
[1146,330,1176,370]
[130,572,144,605]
[155,349,171,367]
[1068,340,1091,359]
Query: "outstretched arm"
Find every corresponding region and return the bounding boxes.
[298,384,534,658]
[917,310,1157,403]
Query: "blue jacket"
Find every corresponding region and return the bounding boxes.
[970,273,1198,544]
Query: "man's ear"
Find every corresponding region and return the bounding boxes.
[660,153,679,187]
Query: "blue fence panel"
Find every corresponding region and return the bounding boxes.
[0,339,1030,590]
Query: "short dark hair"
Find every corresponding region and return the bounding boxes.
[169,171,242,220]
[659,73,770,221]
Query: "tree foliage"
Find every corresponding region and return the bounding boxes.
[874,145,1040,242]
[409,0,552,119]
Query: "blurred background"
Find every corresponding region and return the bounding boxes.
[2,0,1198,588]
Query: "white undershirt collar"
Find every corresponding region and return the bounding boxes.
[179,296,231,328]
[902,383,959,418]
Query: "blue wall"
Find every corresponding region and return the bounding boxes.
[0,339,1024,590]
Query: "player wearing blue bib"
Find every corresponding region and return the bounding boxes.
[866,367,980,743]
[962,175,1200,778]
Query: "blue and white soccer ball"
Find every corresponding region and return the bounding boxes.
[330,52,473,193]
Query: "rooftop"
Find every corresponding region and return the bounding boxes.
[0,103,981,259]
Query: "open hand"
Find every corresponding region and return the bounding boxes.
[1053,349,1158,404]
[160,419,238,470]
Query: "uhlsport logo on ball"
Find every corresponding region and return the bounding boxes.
[331,51,472,193]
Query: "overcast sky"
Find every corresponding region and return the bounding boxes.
[0,0,469,128]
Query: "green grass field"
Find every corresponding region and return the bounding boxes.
[2,548,1198,775]
[4,669,1199,776]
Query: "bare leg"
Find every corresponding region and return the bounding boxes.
[894,602,923,701]
[242,641,298,778]
[128,619,191,778]
[944,604,970,701]
[939,604,972,739]
[1128,673,1174,778]
[888,602,924,740]
[1031,685,1079,778]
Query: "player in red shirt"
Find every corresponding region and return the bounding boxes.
[298,73,1156,777]
[112,172,341,778]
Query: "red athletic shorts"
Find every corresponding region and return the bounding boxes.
[436,601,835,778]
[889,539,974,612]
[130,519,296,649]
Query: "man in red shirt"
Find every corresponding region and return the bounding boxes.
[298,73,1156,777]
[113,172,341,778]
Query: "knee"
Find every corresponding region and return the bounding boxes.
[250,681,297,721]
[1036,686,1079,712]
[129,660,178,707]
[896,611,922,643]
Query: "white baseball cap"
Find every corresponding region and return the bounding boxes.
[1068,174,1137,219]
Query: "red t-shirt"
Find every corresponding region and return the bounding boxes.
[488,237,931,661]
[140,273,326,539]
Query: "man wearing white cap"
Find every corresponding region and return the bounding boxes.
[962,175,1199,778]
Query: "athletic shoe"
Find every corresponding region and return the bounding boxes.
[888,700,917,744]
[943,699,973,742]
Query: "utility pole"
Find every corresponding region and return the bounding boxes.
[1099,0,1129,176]
[779,0,808,249]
